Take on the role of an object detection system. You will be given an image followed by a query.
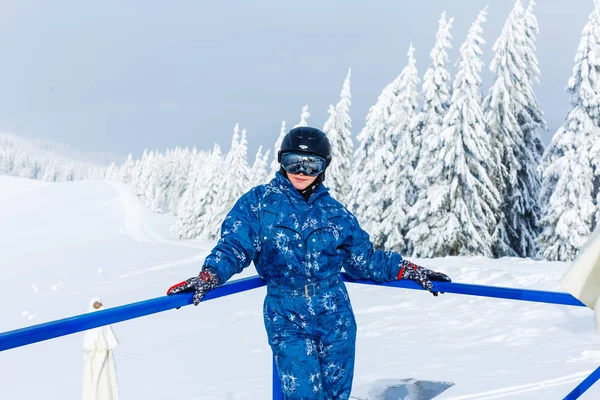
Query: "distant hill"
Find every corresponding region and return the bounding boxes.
[29,137,126,166]
[0,133,110,181]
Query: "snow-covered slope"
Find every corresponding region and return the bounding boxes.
[0,176,599,399]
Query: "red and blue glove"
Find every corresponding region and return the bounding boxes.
[166,269,220,306]
[398,260,451,296]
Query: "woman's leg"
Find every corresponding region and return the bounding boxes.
[264,296,325,399]
[315,307,357,400]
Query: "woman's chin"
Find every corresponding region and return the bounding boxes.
[292,183,309,190]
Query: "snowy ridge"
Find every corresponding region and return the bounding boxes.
[0,133,107,167]
[0,133,108,181]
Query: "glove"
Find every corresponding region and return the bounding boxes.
[166,269,220,306]
[398,260,451,296]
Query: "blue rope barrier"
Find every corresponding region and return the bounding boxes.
[563,366,600,400]
[340,274,587,307]
[0,275,266,352]
[0,275,587,353]
[0,273,596,398]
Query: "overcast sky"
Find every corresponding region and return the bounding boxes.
[0,0,592,160]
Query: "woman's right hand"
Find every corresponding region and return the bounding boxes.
[166,269,220,305]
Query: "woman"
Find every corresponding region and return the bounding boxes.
[167,126,451,399]
[82,298,119,400]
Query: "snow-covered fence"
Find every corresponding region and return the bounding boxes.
[0,275,594,399]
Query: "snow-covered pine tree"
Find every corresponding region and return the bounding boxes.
[351,55,409,248]
[131,150,156,205]
[104,162,118,181]
[147,151,168,213]
[380,45,421,253]
[173,145,223,239]
[117,154,134,184]
[172,154,205,239]
[0,141,14,174]
[539,143,597,261]
[165,147,196,214]
[236,128,251,192]
[322,68,353,205]
[523,0,541,83]
[249,146,271,188]
[538,0,600,260]
[129,151,144,195]
[200,146,226,240]
[407,7,500,258]
[41,159,58,181]
[151,149,175,214]
[415,12,454,192]
[269,121,287,178]
[295,105,310,127]
[484,0,546,258]
[204,125,251,239]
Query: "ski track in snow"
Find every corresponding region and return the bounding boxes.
[443,370,592,399]
[117,253,208,278]
[108,180,205,249]
[0,176,51,200]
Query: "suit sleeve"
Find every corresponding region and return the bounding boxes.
[339,212,403,282]
[202,189,261,284]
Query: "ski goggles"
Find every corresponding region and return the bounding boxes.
[280,152,327,176]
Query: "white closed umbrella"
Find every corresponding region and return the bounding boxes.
[82,297,119,400]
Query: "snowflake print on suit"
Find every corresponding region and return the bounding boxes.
[168,171,450,399]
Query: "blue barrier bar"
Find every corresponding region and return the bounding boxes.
[563,366,600,400]
[340,274,587,307]
[0,273,595,399]
[0,275,586,353]
[0,275,266,352]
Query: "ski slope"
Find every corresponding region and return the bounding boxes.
[0,175,599,399]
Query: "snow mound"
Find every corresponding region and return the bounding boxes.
[351,379,454,400]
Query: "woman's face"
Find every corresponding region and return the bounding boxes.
[288,173,318,190]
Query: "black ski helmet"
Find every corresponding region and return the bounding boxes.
[277,127,332,167]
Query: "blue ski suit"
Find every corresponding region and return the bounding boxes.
[203,173,404,399]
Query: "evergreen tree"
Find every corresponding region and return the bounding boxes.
[249,146,271,188]
[173,155,205,239]
[295,105,310,127]
[163,147,195,214]
[484,0,546,258]
[104,162,118,181]
[351,54,409,248]
[322,68,353,205]
[381,45,421,253]
[407,8,500,258]
[539,0,600,260]
[200,146,226,240]
[415,12,454,191]
[173,145,223,239]
[117,154,134,184]
[523,0,541,82]
[205,125,250,239]
[269,121,287,178]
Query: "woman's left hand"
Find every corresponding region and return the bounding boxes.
[398,260,451,296]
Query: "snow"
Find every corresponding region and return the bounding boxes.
[1,175,600,399]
